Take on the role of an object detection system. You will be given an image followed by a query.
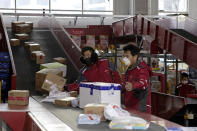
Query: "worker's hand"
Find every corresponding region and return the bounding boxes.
[125,82,133,91]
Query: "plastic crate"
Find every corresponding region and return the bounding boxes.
[0,63,10,69]
[0,73,9,102]
[0,52,10,62]
[0,73,9,78]
[0,69,9,73]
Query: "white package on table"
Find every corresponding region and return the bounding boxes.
[78,114,101,125]
[104,104,130,120]
[79,82,121,108]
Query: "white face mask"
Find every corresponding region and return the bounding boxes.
[122,57,131,66]
[182,80,188,84]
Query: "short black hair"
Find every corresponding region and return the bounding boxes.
[81,46,94,56]
[123,44,140,56]
[181,72,189,79]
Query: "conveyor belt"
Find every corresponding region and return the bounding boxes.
[171,29,197,44]
[7,29,79,95]
[32,96,166,131]
[6,28,169,130]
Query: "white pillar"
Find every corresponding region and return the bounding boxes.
[130,0,135,15]
[189,0,197,20]
[134,0,148,15]
[148,0,158,15]
[113,0,130,15]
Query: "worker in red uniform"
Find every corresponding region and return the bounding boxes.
[121,44,152,114]
[66,46,120,91]
[175,72,196,97]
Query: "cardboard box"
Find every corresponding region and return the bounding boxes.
[31,51,43,60]
[11,21,25,31]
[29,44,40,52]
[25,22,33,29]
[31,51,45,64]
[40,62,67,77]
[36,53,45,64]
[16,24,31,33]
[24,41,35,47]
[55,97,77,107]
[10,39,20,46]
[69,91,78,97]
[79,82,121,108]
[15,34,30,41]
[8,90,29,106]
[53,57,66,65]
[84,103,108,121]
[35,68,63,92]
[41,73,66,92]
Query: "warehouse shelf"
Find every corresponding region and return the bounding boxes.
[0,14,17,103]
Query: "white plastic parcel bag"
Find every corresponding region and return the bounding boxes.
[109,116,150,130]
[71,97,79,107]
[41,84,69,103]
[104,104,130,120]
[78,114,101,125]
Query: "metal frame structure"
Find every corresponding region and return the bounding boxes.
[112,15,197,125]
[112,14,197,92]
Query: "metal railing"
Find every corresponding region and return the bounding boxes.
[47,15,83,71]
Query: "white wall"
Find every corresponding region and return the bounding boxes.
[189,0,197,20]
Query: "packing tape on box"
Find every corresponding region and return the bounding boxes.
[8,96,29,101]
[80,84,119,95]
[45,80,63,91]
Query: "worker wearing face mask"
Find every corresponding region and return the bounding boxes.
[66,46,121,92]
[175,72,196,97]
[121,44,152,114]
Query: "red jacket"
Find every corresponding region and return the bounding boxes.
[67,59,121,91]
[122,61,152,114]
[175,83,195,97]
